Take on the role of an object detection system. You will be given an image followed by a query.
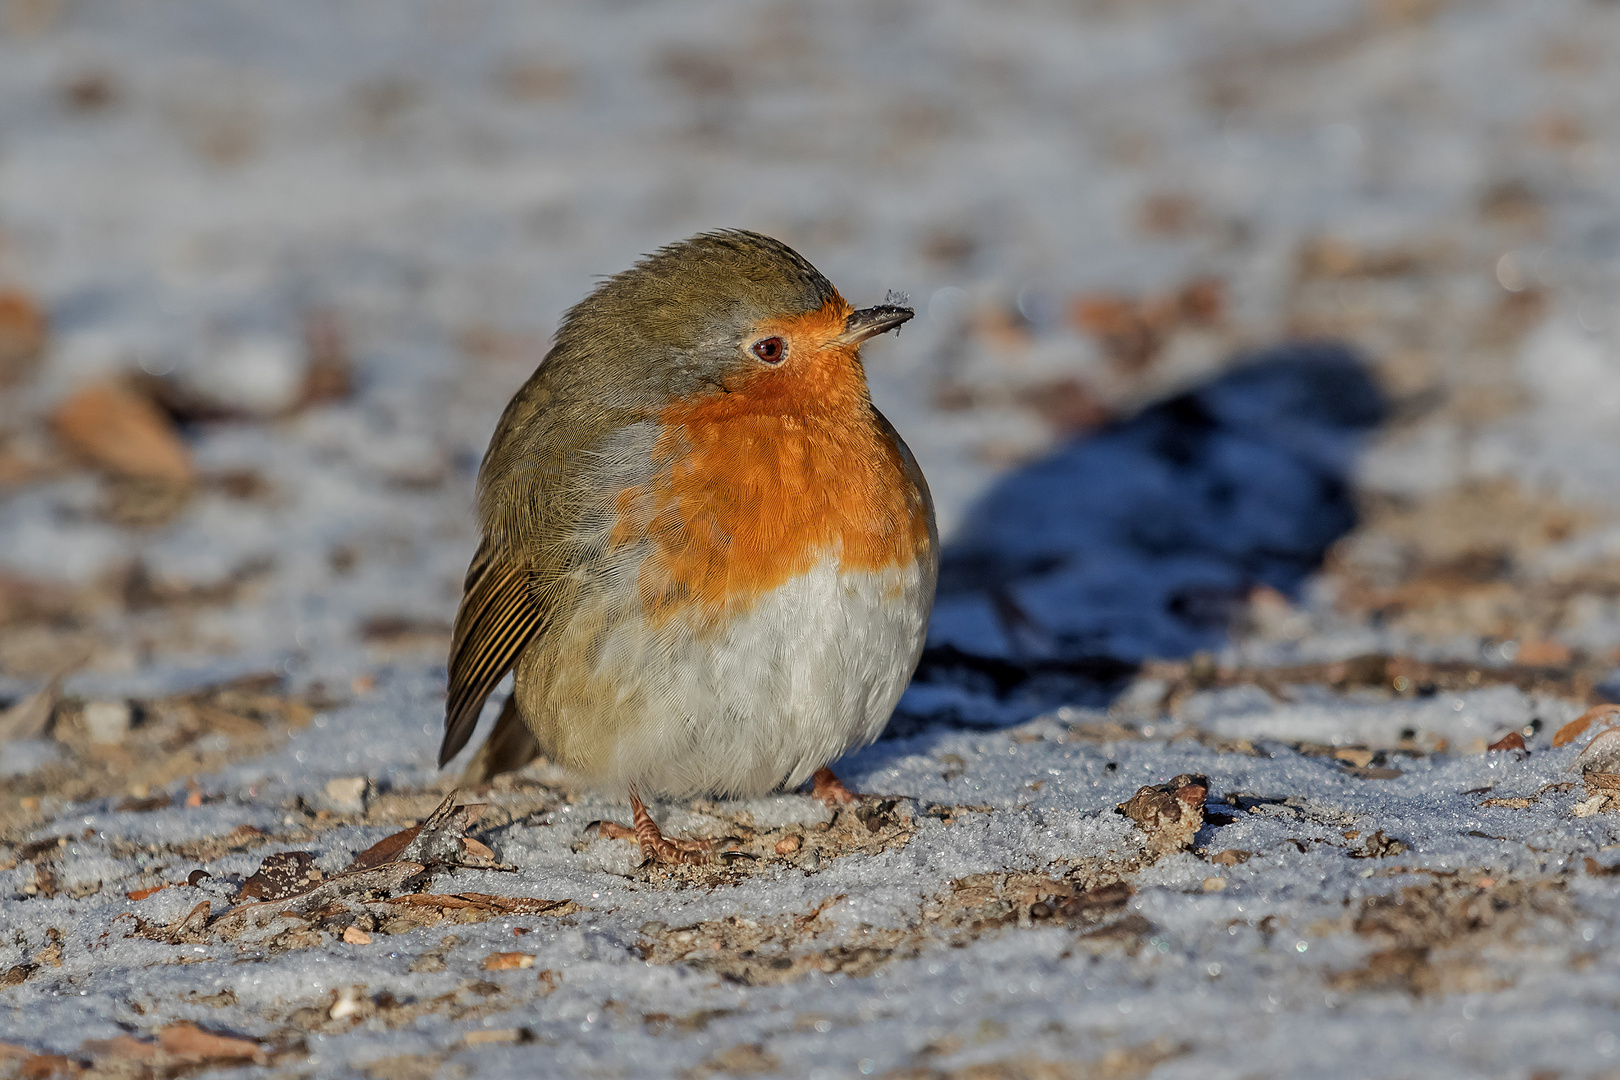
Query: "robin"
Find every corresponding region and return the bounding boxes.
[438,229,937,864]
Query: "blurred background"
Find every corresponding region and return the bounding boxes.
[2,0,1619,747]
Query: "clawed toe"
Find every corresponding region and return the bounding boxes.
[811,767,862,807]
[632,833,705,865]
[588,794,748,866]
[640,832,752,865]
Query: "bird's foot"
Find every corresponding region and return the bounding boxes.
[593,821,714,865]
[591,793,735,866]
[810,767,862,808]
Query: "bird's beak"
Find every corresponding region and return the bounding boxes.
[835,303,914,346]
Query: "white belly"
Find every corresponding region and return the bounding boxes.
[538,552,932,799]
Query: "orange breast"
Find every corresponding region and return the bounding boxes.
[608,301,931,633]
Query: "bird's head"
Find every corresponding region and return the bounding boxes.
[556,229,913,416]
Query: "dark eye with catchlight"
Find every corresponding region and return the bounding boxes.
[751,336,786,364]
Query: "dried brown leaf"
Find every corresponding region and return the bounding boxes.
[51,379,193,485]
[481,951,535,971]
[1574,728,1620,775]
[238,851,322,903]
[1209,849,1253,866]
[1349,831,1409,859]
[349,793,496,871]
[462,1027,536,1047]
[156,1023,262,1063]
[0,290,47,384]
[80,1034,159,1062]
[124,883,169,901]
[362,1054,445,1080]
[302,309,353,406]
[350,824,420,869]
[685,1042,780,1079]
[15,1052,81,1078]
[1553,703,1620,748]
[1486,731,1527,753]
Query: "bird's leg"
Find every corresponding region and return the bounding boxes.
[810,767,862,807]
[458,695,544,789]
[594,790,716,865]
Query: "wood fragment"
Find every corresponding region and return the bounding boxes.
[379,892,575,916]
[163,901,212,943]
[1209,849,1253,866]
[216,861,428,927]
[0,668,70,743]
[1116,774,1207,855]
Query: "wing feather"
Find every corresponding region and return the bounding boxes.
[439,539,544,767]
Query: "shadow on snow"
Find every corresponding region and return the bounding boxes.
[884,340,1386,740]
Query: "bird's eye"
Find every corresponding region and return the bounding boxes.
[751,336,786,364]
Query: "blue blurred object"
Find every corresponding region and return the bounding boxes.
[927,342,1386,664]
[1593,670,1620,704]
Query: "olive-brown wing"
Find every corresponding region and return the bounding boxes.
[439,538,545,767]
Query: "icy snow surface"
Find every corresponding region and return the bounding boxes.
[6,1,1620,1078]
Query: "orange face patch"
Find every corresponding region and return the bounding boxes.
[609,299,930,631]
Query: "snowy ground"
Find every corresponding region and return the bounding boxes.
[6,1,1620,1077]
